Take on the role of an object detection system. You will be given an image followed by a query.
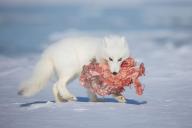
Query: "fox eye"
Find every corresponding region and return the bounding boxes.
[109,57,113,61]
[118,58,122,62]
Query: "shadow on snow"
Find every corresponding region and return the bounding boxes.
[20,97,147,107]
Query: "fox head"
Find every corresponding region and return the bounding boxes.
[102,36,130,75]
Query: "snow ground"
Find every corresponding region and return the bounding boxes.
[0,30,192,128]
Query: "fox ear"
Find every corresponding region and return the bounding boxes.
[103,37,109,48]
[121,36,125,42]
[121,36,128,47]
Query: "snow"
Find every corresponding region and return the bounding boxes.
[0,30,192,128]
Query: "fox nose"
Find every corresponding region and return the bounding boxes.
[112,72,118,75]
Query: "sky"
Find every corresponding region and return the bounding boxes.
[0,0,192,6]
[0,0,192,55]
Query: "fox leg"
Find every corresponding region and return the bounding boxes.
[87,90,105,102]
[52,84,64,103]
[53,75,77,103]
[87,90,99,102]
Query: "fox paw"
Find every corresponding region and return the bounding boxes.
[112,94,127,103]
[60,94,77,102]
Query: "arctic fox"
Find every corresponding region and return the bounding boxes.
[18,35,130,103]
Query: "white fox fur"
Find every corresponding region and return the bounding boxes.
[18,35,129,103]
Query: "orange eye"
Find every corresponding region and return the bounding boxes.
[109,57,113,61]
[118,58,122,62]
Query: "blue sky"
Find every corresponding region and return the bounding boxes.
[0,0,192,6]
[0,0,192,55]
